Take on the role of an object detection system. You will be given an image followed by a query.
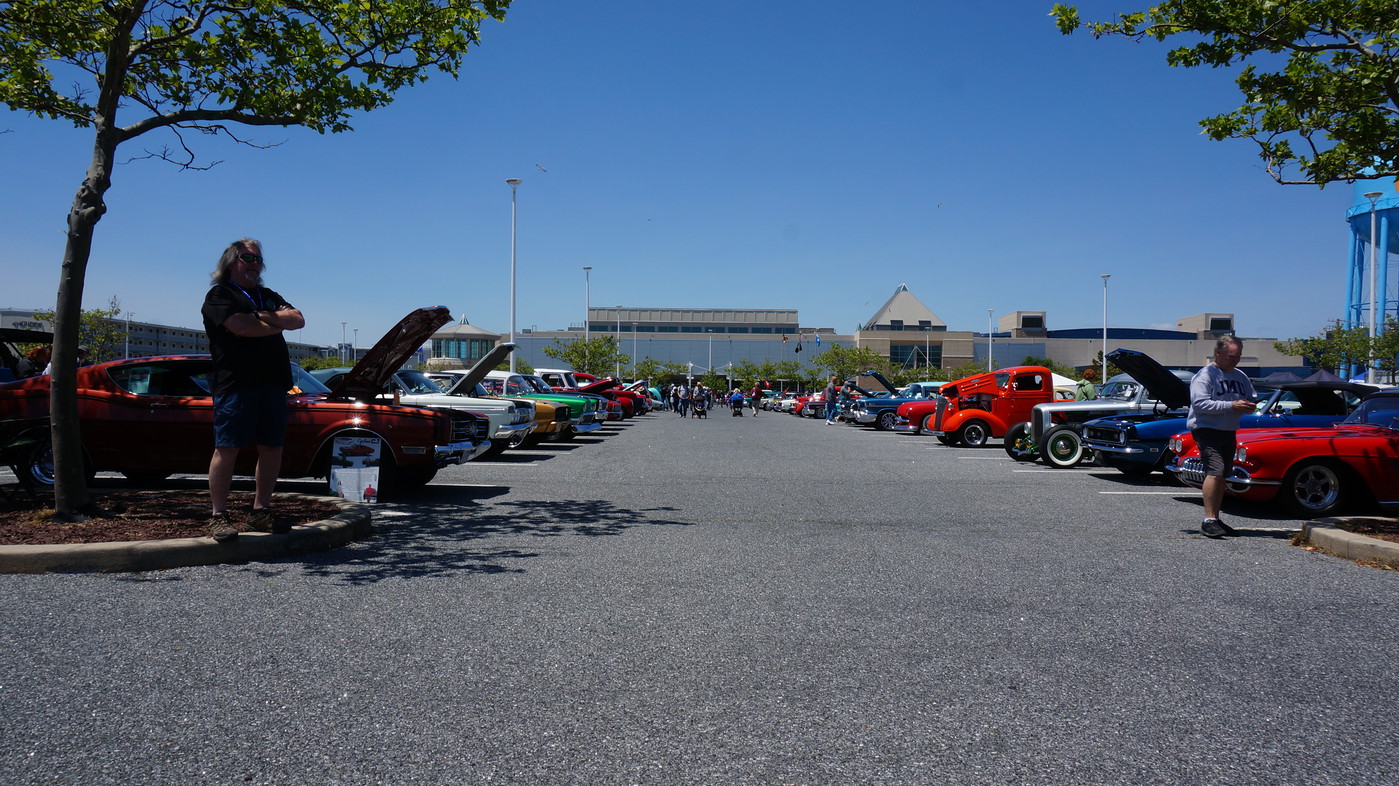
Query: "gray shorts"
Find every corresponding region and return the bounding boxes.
[1192,428,1237,477]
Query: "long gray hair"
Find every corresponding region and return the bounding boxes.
[210,238,263,285]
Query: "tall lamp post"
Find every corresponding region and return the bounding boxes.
[582,266,592,341]
[986,309,994,371]
[1365,191,1383,383]
[1101,274,1111,385]
[352,328,358,363]
[615,305,622,379]
[631,322,638,381]
[506,178,522,372]
[341,321,347,363]
[124,311,133,359]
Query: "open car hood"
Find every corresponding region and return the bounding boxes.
[860,370,899,395]
[326,307,453,402]
[1105,349,1191,410]
[458,342,516,391]
[578,378,622,393]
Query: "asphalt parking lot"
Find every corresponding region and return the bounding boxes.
[2,411,1396,785]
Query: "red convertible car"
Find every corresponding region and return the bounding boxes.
[0,307,490,494]
[1168,389,1399,517]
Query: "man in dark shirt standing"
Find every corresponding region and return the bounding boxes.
[201,238,305,542]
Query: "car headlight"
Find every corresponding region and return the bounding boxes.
[1235,445,1247,463]
[1168,436,1181,452]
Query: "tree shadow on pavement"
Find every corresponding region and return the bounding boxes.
[285,490,691,585]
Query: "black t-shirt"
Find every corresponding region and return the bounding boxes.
[201,282,294,395]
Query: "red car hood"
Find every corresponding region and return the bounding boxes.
[326,307,453,402]
[1234,423,1385,445]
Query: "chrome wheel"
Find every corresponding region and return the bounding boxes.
[1284,461,1346,517]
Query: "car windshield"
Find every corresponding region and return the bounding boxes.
[1099,380,1141,401]
[521,375,555,394]
[1341,397,1399,429]
[291,363,331,395]
[396,370,447,395]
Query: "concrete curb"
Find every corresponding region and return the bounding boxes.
[0,495,373,574]
[1301,517,1399,569]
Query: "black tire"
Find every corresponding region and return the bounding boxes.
[1003,422,1039,462]
[1042,426,1085,468]
[936,434,956,446]
[24,438,56,486]
[956,420,990,448]
[919,414,937,436]
[482,439,509,457]
[1282,460,1349,517]
[876,410,898,431]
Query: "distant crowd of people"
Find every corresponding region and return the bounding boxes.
[10,344,89,379]
[660,382,772,418]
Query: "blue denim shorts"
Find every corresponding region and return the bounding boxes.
[213,383,288,448]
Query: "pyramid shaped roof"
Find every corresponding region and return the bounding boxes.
[861,285,944,330]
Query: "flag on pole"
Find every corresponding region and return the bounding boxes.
[815,333,821,346]
[782,334,788,344]
[795,341,803,353]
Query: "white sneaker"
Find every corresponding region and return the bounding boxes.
[825,420,833,425]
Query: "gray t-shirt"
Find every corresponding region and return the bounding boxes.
[1187,363,1256,431]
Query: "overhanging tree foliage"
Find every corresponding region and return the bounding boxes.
[1053,0,1399,186]
[0,0,510,517]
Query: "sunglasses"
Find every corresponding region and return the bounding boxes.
[238,253,264,264]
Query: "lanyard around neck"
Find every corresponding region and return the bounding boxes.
[226,281,263,310]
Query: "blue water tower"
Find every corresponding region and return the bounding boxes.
[1345,178,1398,337]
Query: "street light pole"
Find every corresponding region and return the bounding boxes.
[986,309,993,372]
[1365,191,1383,383]
[124,311,133,359]
[353,328,358,363]
[615,305,622,379]
[631,322,638,381]
[582,266,592,342]
[1101,274,1111,385]
[507,178,522,372]
[341,321,347,364]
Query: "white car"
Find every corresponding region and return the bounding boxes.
[310,366,533,456]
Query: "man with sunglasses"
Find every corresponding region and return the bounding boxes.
[201,238,306,542]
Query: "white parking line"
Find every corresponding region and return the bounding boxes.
[1098,490,1188,495]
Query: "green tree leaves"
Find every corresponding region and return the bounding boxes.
[1054,0,1399,186]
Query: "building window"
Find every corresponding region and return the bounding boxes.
[890,344,941,369]
[750,327,773,334]
[1209,317,1233,332]
[680,326,701,333]
[889,320,904,331]
[728,327,748,333]
[1022,315,1045,329]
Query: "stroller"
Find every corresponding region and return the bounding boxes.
[692,396,708,418]
[729,392,746,416]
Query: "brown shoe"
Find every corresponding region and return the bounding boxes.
[209,513,238,543]
[248,508,291,534]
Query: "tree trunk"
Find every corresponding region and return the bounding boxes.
[49,131,117,520]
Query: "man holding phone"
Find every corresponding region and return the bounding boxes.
[1186,335,1257,538]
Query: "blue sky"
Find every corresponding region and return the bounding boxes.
[0,1,1370,350]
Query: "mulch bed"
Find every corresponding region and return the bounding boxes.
[0,490,341,545]
[1335,518,1399,545]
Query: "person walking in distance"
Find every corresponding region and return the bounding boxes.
[201,238,305,542]
[1187,335,1256,539]
[823,376,840,425]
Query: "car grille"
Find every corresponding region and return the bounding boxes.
[446,412,488,444]
[933,398,947,431]
[512,402,534,425]
[1084,425,1124,444]
[552,406,571,423]
[1176,457,1205,485]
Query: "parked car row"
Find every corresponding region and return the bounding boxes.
[792,349,1396,518]
[0,308,653,499]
